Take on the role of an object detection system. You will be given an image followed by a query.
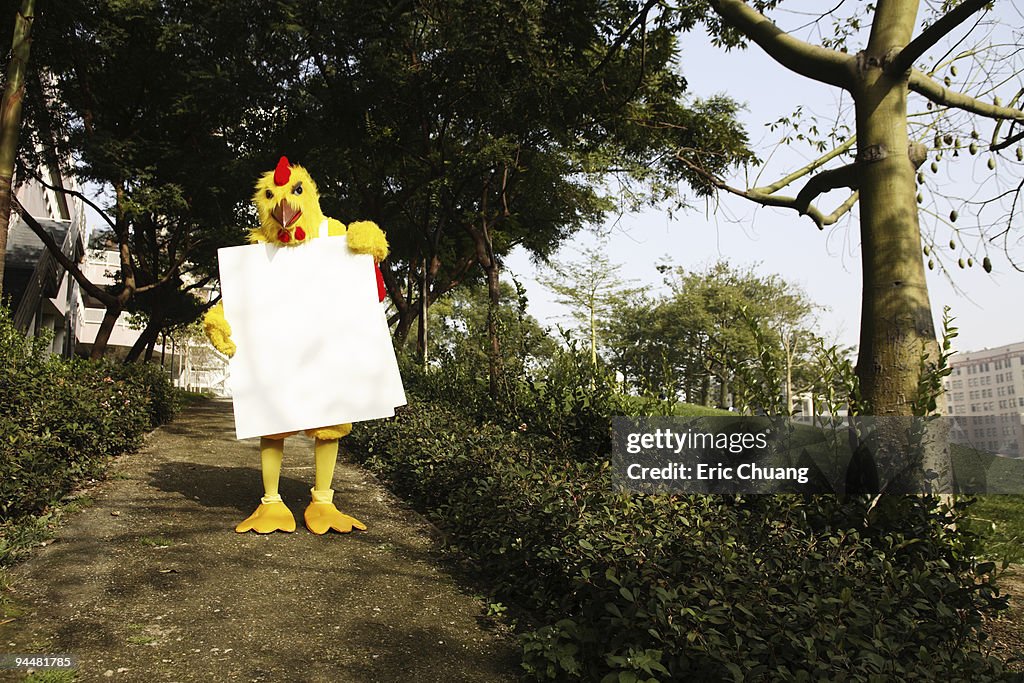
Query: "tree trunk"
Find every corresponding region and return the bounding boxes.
[467,218,503,399]
[393,308,417,347]
[0,0,36,297]
[484,256,502,398]
[384,262,418,348]
[91,305,121,360]
[589,303,597,367]
[852,0,951,492]
[416,270,428,365]
[125,313,163,363]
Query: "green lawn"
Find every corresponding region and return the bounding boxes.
[618,395,734,417]
[962,495,1024,564]
[950,445,1024,564]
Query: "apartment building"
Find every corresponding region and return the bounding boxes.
[5,173,228,395]
[943,341,1024,457]
[4,170,88,355]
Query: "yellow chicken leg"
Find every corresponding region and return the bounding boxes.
[304,437,366,534]
[236,437,296,533]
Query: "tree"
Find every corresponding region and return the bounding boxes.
[123,282,208,363]
[602,260,819,410]
[538,241,637,368]
[279,0,757,396]
[424,278,558,389]
[6,0,305,358]
[0,0,34,298]
[682,1,1024,415]
[671,1,1024,490]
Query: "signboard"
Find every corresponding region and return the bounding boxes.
[217,236,406,440]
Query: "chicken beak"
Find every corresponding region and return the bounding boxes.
[272,198,301,228]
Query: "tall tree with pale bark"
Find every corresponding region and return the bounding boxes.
[674,0,1024,490]
[685,0,1024,416]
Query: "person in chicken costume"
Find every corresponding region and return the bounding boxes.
[203,156,390,534]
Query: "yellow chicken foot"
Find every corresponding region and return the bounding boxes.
[236,437,296,533]
[304,497,367,534]
[304,437,366,534]
[236,499,296,533]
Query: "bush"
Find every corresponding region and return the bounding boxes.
[348,396,1013,681]
[403,343,630,460]
[0,308,178,523]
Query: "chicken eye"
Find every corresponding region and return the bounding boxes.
[264,190,273,199]
[292,182,303,195]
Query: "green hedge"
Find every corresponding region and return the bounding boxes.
[348,398,1014,682]
[0,309,178,523]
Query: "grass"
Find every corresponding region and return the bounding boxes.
[0,571,22,621]
[1,495,97,570]
[962,495,1024,564]
[174,389,214,407]
[0,515,57,569]
[24,671,77,682]
[619,395,734,417]
[138,535,174,548]
[126,635,156,645]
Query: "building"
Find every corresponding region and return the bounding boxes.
[4,173,228,395]
[943,341,1024,457]
[4,169,88,356]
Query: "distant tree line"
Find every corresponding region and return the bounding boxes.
[428,254,840,414]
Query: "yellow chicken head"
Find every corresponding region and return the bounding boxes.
[251,156,327,246]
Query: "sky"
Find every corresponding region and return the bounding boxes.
[505,3,1024,356]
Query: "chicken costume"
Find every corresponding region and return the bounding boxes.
[203,156,390,534]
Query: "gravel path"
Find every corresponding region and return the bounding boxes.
[0,399,520,682]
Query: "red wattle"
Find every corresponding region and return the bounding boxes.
[294,226,306,241]
[277,229,290,243]
[375,263,386,302]
[274,156,291,186]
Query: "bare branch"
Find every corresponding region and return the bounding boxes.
[991,128,1024,152]
[180,273,213,294]
[888,0,991,75]
[990,87,1024,150]
[675,152,855,230]
[708,0,855,90]
[133,252,192,295]
[13,196,114,305]
[753,136,856,194]
[794,162,859,213]
[27,170,117,231]
[822,191,859,225]
[909,70,1024,122]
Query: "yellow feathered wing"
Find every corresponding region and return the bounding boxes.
[203,302,236,357]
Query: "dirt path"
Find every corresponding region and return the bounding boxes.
[0,400,520,682]
[987,568,1024,673]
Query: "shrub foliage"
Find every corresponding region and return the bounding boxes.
[349,357,1012,681]
[0,309,178,523]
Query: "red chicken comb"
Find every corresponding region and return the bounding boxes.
[274,156,291,186]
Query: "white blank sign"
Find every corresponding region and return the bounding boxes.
[218,236,407,440]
